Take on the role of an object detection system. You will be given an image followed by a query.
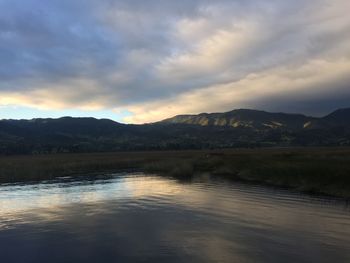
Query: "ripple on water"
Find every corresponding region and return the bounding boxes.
[0,173,350,263]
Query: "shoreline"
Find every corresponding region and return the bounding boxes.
[1,147,350,198]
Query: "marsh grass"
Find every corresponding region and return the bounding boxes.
[0,148,350,197]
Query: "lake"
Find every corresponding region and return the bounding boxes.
[0,173,349,263]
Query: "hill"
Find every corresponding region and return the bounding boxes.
[161,109,314,130]
[323,108,350,126]
[0,108,349,154]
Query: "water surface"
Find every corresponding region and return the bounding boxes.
[0,173,349,263]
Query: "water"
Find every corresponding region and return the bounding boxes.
[0,173,349,263]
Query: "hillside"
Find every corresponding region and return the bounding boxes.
[0,108,349,154]
[323,108,350,126]
[161,109,314,130]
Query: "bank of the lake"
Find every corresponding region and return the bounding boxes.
[0,147,350,198]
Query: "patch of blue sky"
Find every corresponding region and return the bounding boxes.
[0,106,132,123]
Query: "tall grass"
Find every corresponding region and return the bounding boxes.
[0,148,350,197]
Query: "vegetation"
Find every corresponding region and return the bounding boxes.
[1,147,350,198]
[0,108,349,155]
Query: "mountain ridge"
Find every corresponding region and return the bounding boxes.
[2,108,347,126]
[161,108,329,130]
[0,108,349,154]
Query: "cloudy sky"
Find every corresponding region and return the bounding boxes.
[0,0,349,123]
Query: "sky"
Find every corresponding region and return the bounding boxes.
[0,0,349,123]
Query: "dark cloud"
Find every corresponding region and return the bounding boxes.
[252,73,350,117]
[0,0,349,122]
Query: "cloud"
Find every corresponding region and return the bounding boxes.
[0,0,349,122]
[124,57,350,123]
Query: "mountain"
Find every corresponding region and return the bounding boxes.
[323,108,350,127]
[161,109,314,130]
[2,117,124,136]
[0,108,349,154]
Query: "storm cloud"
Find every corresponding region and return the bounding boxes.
[0,0,349,122]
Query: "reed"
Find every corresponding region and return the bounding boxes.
[1,148,350,198]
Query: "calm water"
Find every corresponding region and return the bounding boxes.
[0,173,350,263]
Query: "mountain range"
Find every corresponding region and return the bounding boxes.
[0,108,349,154]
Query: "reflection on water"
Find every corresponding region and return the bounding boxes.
[0,173,350,263]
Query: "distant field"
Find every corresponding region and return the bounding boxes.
[1,147,350,198]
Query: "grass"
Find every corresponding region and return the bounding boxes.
[1,148,350,198]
